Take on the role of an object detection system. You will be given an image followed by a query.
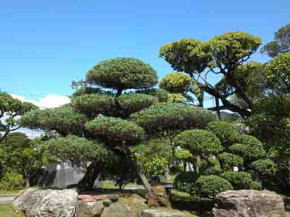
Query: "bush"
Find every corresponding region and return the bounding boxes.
[0,170,24,190]
[173,172,197,194]
[207,121,240,146]
[86,57,158,90]
[130,103,217,134]
[199,158,222,175]
[251,159,278,176]
[20,105,87,136]
[217,152,243,171]
[85,117,145,146]
[195,175,233,198]
[143,157,168,176]
[136,88,169,102]
[173,129,223,156]
[220,171,252,190]
[229,141,265,162]
[160,72,192,93]
[250,181,263,190]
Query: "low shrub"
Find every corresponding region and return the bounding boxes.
[207,121,240,146]
[250,181,263,190]
[173,172,197,194]
[217,152,243,171]
[199,158,222,175]
[195,175,233,198]
[0,170,24,190]
[251,159,277,176]
[220,171,252,190]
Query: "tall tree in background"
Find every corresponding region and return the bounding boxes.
[262,24,290,57]
[0,92,37,142]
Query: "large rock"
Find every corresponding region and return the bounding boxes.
[76,200,104,217]
[101,202,132,217]
[213,190,286,217]
[138,208,196,217]
[12,188,77,217]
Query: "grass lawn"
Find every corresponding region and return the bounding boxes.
[0,204,23,217]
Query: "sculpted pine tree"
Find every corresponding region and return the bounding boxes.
[21,57,218,204]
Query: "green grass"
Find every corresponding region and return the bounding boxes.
[0,186,40,196]
[0,204,23,217]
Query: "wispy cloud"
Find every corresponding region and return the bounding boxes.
[12,94,71,109]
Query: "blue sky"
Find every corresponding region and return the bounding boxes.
[0,0,289,105]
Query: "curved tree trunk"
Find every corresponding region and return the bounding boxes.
[78,161,101,191]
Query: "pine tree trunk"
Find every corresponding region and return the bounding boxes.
[78,161,101,191]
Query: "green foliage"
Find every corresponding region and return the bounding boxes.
[136,88,169,102]
[228,142,265,163]
[85,117,145,146]
[251,159,277,176]
[173,129,223,157]
[230,62,266,109]
[73,93,158,118]
[167,93,185,103]
[86,57,158,90]
[0,133,42,185]
[175,149,193,161]
[250,181,263,190]
[264,52,290,94]
[20,105,87,136]
[199,158,222,175]
[220,171,252,190]
[195,175,233,198]
[40,136,107,163]
[143,157,168,176]
[208,32,261,68]
[173,172,197,194]
[262,24,290,57]
[159,39,210,74]
[0,92,37,141]
[130,103,217,135]
[249,94,290,156]
[160,72,192,93]
[72,87,105,97]
[207,121,240,146]
[133,139,172,176]
[0,170,24,190]
[72,94,115,118]
[217,152,243,171]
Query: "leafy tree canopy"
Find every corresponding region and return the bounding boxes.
[130,103,217,135]
[85,117,145,146]
[20,105,87,136]
[262,24,290,57]
[173,129,223,157]
[39,135,107,164]
[264,52,290,94]
[0,92,37,141]
[86,57,158,91]
[160,72,192,93]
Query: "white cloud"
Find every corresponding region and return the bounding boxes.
[12,94,71,109]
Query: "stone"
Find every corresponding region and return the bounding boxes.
[138,208,196,217]
[78,194,105,202]
[213,190,286,217]
[107,194,119,202]
[12,188,77,217]
[101,202,132,217]
[152,186,166,197]
[76,200,104,217]
[102,199,112,207]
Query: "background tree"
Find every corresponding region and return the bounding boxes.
[159,32,262,117]
[0,92,37,142]
[0,132,42,186]
[261,24,290,57]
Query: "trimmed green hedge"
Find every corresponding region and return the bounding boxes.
[220,171,252,190]
[207,121,240,146]
[195,175,233,198]
[251,159,277,176]
[173,172,197,194]
[217,152,243,171]
[131,103,217,134]
[173,129,223,156]
[86,117,145,146]
[86,57,158,90]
